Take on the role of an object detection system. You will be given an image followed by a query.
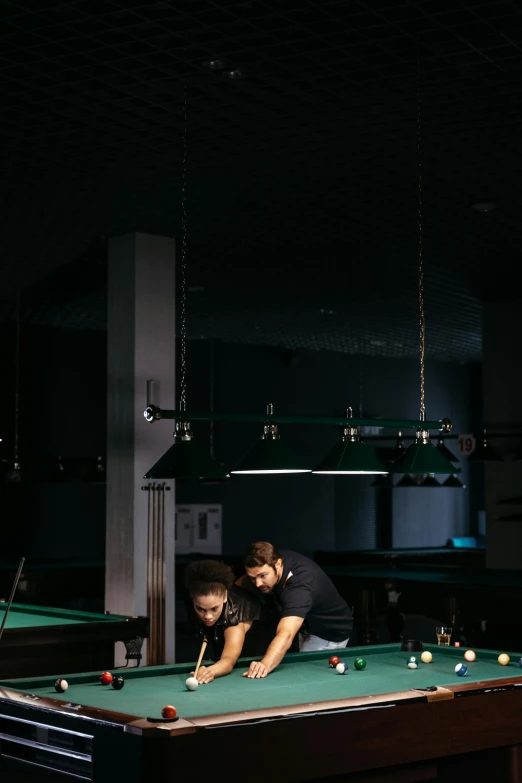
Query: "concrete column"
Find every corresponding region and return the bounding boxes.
[106,233,176,662]
[483,299,522,570]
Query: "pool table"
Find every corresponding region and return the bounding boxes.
[322,563,522,648]
[0,602,149,678]
[1,644,522,782]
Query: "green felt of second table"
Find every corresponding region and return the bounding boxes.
[0,602,131,629]
[2,643,520,721]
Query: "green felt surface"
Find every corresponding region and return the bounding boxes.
[0,602,129,629]
[2,644,521,721]
[324,565,522,587]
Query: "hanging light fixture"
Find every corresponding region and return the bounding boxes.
[313,408,387,475]
[467,429,502,463]
[437,437,459,463]
[5,289,23,485]
[144,69,228,482]
[422,474,441,488]
[390,45,457,477]
[396,474,417,487]
[443,474,466,489]
[231,404,310,475]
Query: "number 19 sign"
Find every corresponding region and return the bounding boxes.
[458,434,476,456]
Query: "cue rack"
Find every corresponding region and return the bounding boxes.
[143,482,168,665]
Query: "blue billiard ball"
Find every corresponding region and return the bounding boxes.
[455,663,468,676]
[519,658,522,668]
[336,662,349,675]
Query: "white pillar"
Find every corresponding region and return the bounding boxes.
[106,232,176,663]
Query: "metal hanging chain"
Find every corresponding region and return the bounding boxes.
[417,39,426,423]
[179,60,188,414]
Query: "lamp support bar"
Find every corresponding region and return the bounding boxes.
[144,405,450,431]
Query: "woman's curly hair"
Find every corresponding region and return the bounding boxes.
[185,560,235,598]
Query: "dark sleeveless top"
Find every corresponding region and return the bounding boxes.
[197,584,279,659]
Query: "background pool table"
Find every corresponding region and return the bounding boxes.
[0,602,149,678]
[1,644,522,782]
[319,561,522,649]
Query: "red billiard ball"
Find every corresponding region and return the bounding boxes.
[329,656,341,668]
[100,671,113,686]
[162,705,177,720]
[112,676,125,690]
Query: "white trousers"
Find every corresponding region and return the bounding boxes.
[298,632,349,652]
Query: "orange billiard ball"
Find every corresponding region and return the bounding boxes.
[100,671,113,685]
[161,705,177,720]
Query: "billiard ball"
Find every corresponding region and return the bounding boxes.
[407,661,417,669]
[519,658,522,668]
[464,650,476,662]
[112,675,125,690]
[54,679,68,693]
[185,677,199,691]
[498,654,510,666]
[353,657,366,670]
[161,705,177,720]
[329,655,341,668]
[100,671,113,686]
[420,651,432,663]
[336,662,348,675]
[455,663,468,676]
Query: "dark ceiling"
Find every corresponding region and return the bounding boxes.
[1,0,521,361]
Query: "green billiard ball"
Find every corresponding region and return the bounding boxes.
[353,657,366,670]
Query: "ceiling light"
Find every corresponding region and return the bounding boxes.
[443,474,466,489]
[422,474,441,488]
[203,60,226,70]
[471,202,497,213]
[145,421,228,481]
[467,429,502,462]
[313,410,387,475]
[231,404,310,475]
[390,428,459,475]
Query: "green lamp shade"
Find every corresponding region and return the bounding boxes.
[396,474,417,487]
[390,440,460,475]
[467,442,502,463]
[443,474,466,488]
[144,439,229,481]
[231,438,310,474]
[313,440,388,475]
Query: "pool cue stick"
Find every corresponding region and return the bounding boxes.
[194,636,208,678]
[0,557,25,644]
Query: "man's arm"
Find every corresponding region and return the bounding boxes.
[243,616,303,678]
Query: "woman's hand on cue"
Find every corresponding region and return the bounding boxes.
[192,667,214,684]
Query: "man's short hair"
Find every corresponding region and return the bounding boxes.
[243,541,282,569]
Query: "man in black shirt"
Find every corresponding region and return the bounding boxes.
[240,542,352,678]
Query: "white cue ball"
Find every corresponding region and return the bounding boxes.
[185,677,199,691]
[421,651,433,663]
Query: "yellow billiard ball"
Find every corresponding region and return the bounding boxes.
[498,653,510,666]
[464,650,476,662]
[420,651,432,663]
